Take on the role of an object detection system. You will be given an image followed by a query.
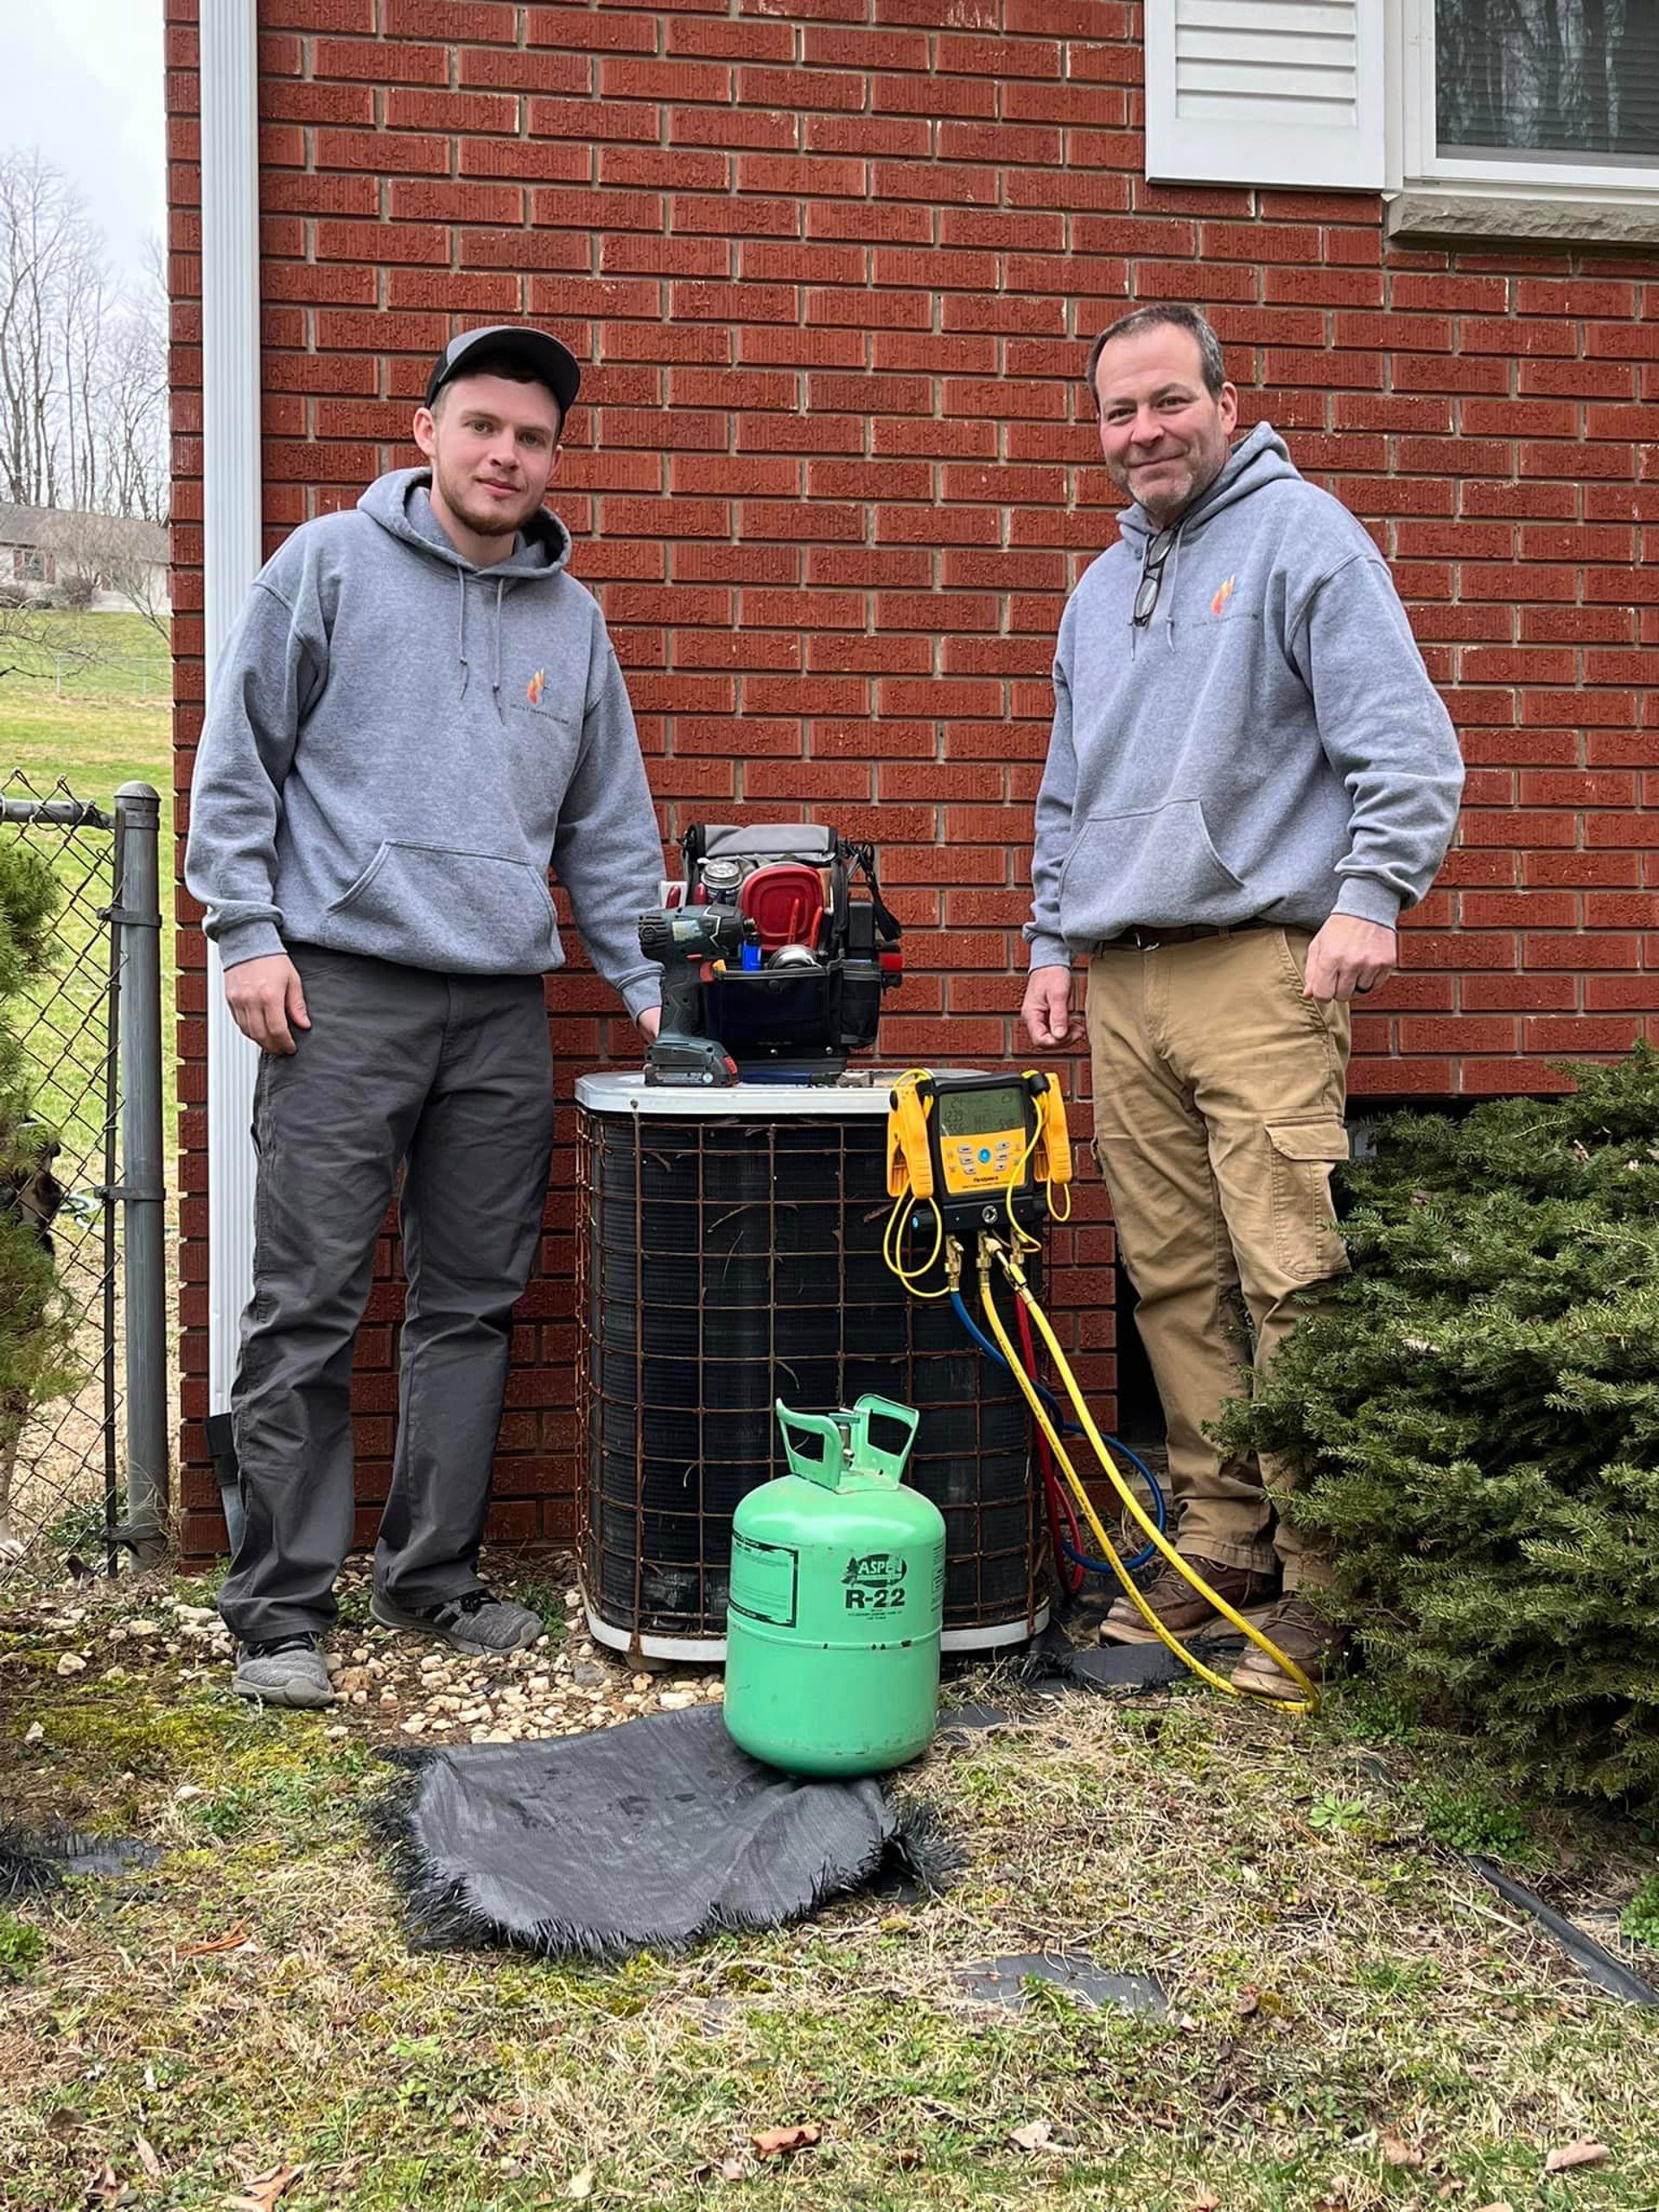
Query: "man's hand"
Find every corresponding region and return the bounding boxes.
[224,952,310,1055]
[635,1006,661,1044]
[1304,915,1396,1003]
[1020,964,1084,1050]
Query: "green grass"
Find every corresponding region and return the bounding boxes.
[0,611,175,1160]
[0,607,170,706]
[4,1574,1659,2212]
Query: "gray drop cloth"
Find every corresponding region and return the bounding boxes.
[372,1702,954,1960]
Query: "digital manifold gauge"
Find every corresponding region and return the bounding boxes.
[886,1071,1071,1233]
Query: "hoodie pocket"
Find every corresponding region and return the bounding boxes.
[327,841,558,974]
[1058,799,1245,938]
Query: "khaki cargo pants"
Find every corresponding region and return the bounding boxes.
[1085,925,1351,1590]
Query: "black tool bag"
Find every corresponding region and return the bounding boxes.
[679,823,903,1071]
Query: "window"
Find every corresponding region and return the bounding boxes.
[1436,1,1659,163]
[13,549,49,584]
[1403,0,1659,193]
[1144,0,1659,227]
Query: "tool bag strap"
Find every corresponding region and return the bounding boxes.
[842,838,901,944]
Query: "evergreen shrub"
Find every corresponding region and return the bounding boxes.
[1212,1046,1659,1812]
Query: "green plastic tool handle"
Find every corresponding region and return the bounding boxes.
[773,1396,920,1491]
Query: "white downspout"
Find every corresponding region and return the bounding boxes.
[199,0,262,1433]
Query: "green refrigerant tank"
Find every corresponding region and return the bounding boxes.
[724,1396,947,1777]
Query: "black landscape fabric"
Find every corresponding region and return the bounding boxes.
[372,1701,956,1960]
[0,1821,158,1898]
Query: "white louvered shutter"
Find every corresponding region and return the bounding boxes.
[1144,0,1386,190]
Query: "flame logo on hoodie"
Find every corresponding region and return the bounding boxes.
[526,668,546,706]
[1211,575,1236,619]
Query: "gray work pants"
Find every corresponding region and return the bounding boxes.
[218,945,555,1645]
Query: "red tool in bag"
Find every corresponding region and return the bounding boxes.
[665,823,905,1079]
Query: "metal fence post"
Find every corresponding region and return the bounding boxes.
[114,782,168,1566]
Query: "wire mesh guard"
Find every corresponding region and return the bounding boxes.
[0,772,125,1586]
[575,1103,1046,1648]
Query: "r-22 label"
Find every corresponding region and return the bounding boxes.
[842,1550,908,1613]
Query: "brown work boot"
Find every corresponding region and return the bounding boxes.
[1099,1555,1279,1647]
[1230,1594,1348,1701]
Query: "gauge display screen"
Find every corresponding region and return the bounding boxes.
[937,1085,1027,1139]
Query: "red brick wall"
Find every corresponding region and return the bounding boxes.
[168,0,1659,1557]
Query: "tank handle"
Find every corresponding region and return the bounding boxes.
[849,1395,920,1486]
[773,1396,920,1491]
[773,1401,851,1491]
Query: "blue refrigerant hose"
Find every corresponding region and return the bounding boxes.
[947,1285,1167,1575]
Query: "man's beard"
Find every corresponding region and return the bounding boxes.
[440,468,543,540]
[1115,448,1224,525]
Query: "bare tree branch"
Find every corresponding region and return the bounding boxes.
[0,151,104,510]
[0,151,165,528]
[0,600,110,685]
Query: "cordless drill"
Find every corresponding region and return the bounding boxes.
[638,906,758,1087]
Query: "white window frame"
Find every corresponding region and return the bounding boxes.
[1395,0,1659,203]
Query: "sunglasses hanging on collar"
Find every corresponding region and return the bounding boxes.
[1133,527,1177,628]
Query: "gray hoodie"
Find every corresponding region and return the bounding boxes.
[185,467,663,1016]
[1024,423,1465,968]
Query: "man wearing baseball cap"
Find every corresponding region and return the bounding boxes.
[187,325,664,1708]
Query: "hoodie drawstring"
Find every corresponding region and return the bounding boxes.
[454,573,508,704]
[453,571,511,708]
[1161,531,1182,651]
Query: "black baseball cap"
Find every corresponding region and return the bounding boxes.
[424,324,582,423]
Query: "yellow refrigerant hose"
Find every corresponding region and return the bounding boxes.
[975,1236,1319,1712]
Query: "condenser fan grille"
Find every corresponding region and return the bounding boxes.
[576,1104,1045,1645]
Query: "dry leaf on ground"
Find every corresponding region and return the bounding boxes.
[1010,2120,1054,2153]
[222,2162,305,2211]
[1544,2139,1610,2175]
[1185,2190,1222,2211]
[751,2124,820,2158]
[177,1923,253,1958]
[83,2167,133,2208]
[561,2166,594,2201]
[132,2134,162,2179]
[1381,2134,1426,2169]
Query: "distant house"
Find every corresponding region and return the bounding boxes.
[0,504,170,618]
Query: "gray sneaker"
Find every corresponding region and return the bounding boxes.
[232,1633,337,1708]
[370,1586,543,1655]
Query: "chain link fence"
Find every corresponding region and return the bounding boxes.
[0,771,166,1590]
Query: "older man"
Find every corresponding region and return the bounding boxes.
[188,325,664,1707]
[1020,305,1464,1695]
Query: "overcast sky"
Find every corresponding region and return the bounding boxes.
[0,0,166,281]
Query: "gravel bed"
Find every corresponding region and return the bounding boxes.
[8,1555,727,1746]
